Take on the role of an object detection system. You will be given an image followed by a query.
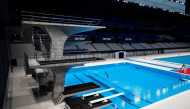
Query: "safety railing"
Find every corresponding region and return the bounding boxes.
[26,47,190,63]
[21,11,103,26]
[27,52,115,61]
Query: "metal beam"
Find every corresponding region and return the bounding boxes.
[22,21,106,29]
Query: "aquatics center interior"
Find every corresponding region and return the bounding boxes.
[1,0,190,109]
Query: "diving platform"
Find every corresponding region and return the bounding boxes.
[28,57,104,69]
[54,82,100,105]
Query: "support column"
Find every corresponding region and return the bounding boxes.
[50,66,69,99]
[45,26,69,99]
[45,26,68,60]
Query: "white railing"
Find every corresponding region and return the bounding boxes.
[27,47,190,61]
[89,92,124,106]
[82,88,115,100]
[28,52,116,61]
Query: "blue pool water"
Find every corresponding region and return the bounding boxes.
[64,62,190,109]
[157,55,190,65]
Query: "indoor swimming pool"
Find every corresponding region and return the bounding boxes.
[157,55,190,65]
[64,62,190,109]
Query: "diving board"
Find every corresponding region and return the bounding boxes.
[54,82,100,105]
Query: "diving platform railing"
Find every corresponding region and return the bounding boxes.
[89,92,124,106]
[82,88,115,100]
[28,52,115,64]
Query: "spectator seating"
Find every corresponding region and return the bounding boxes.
[64,44,79,52]
[62,42,190,54]
[131,43,146,50]
[106,43,123,51]
[92,43,112,51]
[76,43,96,52]
[120,43,134,50]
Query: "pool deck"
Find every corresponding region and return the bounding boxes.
[129,52,190,69]
[141,90,190,109]
[82,52,190,109]
[9,52,190,109]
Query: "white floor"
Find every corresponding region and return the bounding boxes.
[8,67,55,109]
[142,90,190,109]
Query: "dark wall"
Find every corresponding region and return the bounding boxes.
[0,2,8,109]
[0,0,16,108]
[186,0,190,14]
[0,30,9,109]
